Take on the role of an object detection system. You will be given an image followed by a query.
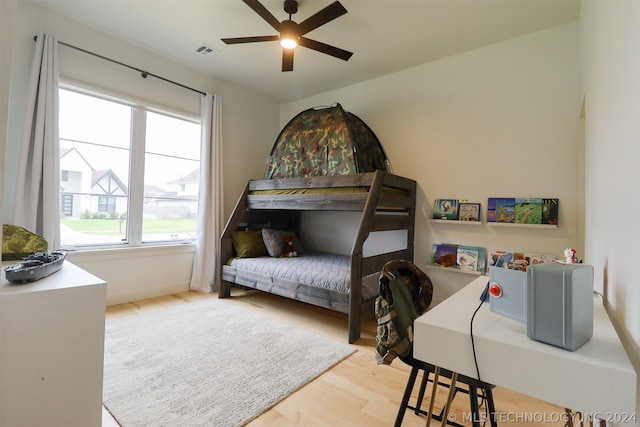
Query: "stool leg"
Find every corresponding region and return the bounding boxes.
[484,387,497,427]
[426,367,440,427]
[395,366,420,427]
[415,368,431,415]
[566,408,574,427]
[440,372,458,427]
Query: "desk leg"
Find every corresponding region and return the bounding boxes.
[468,385,481,427]
[485,388,497,427]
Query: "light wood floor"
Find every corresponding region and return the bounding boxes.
[102,287,572,427]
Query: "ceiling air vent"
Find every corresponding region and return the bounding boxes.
[195,44,219,56]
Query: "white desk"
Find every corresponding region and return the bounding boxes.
[414,276,637,416]
[0,261,107,426]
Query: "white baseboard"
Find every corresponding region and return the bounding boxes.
[106,281,191,306]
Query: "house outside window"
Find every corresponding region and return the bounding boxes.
[97,196,116,213]
[58,86,201,247]
[61,194,73,217]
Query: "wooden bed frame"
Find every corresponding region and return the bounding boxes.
[218,170,416,343]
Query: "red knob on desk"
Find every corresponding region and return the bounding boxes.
[489,283,503,298]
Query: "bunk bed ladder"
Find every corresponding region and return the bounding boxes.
[348,170,417,343]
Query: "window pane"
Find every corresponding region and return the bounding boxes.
[142,111,200,242]
[58,87,201,248]
[59,89,131,246]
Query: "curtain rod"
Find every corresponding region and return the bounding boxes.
[35,35,206,96]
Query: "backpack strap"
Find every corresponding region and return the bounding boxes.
[374,269,416,365]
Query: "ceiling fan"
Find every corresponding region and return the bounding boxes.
[221,0,353,72]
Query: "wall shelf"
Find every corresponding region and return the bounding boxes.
[486,222,558,229]
[425,264,484,276]
[429,219,483,225]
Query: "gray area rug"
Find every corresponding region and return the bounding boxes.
[103,297,355,427]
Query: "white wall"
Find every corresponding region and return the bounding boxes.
[285,23,583,304]
[581,0,640,422]
[4,2,280,304]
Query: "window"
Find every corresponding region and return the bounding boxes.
[58,87,201,247]
[97,196,116,213]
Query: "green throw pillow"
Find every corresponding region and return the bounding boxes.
[2,224,48,261]
[231,230,268,258]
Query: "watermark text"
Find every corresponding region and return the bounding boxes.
[444,411,639,424]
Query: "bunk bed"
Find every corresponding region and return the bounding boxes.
[218,170,416,343]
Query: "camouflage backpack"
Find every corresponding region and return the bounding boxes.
[374,260,433,365]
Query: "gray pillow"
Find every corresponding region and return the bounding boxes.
[261,228,303,257]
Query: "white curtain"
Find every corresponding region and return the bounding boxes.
[12,32,61,249]
[190,94,224,292]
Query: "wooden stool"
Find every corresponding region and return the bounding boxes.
[394,357,497,427]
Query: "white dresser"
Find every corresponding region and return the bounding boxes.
[0,261,107,427]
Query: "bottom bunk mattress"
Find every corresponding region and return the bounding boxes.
[224,252,380,302]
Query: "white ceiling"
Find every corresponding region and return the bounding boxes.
[28,0,580,103]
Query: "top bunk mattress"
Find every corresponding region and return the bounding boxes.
[245,172,415,212]
[250,186,370,195]
[226,252,380,301]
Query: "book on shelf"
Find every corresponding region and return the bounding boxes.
[524,252,555,266]
[489,250,555,271]
[457,247,478,272]
[433,199,459,220]
[486,198,515,223]
[458,202,481,222]
[489,251,525,270]
[511,252,528,271]
[514,198,543,224]
[489,251,515,269]
[432,243,458,267]
[457,245,487,273]
[541,198,559,225]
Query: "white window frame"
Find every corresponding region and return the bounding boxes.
[59,82,201,249]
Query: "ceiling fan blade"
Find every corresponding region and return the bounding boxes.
[297,1,347,36]
[242,0,282,32]
[221,35,279,44]
[299,37,353,61]
[282,49,294,72]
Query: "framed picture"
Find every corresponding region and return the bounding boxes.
[458,202,480,222]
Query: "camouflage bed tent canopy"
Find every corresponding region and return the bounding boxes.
[264,103,392,179]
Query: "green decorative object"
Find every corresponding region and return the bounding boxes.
[2,224,48,261]
[264,103,390,179]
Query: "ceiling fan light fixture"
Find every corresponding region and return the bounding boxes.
[222,0,352,72]
[279,19,299,49]
[279,35,298,49]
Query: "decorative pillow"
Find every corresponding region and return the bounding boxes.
[261,228,303,257]
[231,230,268,258]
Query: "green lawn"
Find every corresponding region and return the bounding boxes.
[61,218,196,235]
